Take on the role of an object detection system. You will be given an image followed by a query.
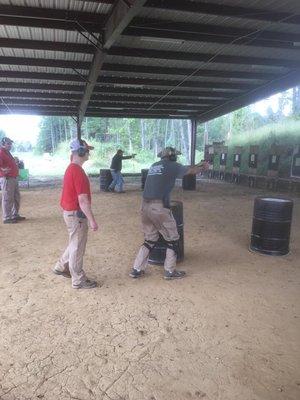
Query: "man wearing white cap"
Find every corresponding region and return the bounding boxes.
[53,139,98,289]
[0,137,26,224]
[130,147,208,280]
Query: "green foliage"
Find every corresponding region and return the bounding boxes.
[0,128,6,141]
[225,119,300,177]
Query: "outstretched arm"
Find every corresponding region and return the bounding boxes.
[185,160,209,175]
[122,154,136,160]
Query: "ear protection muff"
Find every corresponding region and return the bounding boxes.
[77,139,89,157]
[168,148,177,161]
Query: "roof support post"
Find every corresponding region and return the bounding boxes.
[190,118,197,166]
[78,0,148,127]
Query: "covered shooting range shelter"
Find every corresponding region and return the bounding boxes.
[0,0,300,164]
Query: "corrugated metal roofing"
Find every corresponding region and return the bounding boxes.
[0,0,299,120]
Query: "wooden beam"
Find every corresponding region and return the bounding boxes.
[3,98,208,112]
[126,18,300,50]
[0,82,84,92]
[0,56,90,70]
[109,47,300,69]
[0,56,280,80]
[196,70,300,122]
[0,90,222,106]
[0,106,194,119]
[0,83,232,99]
[0,16,104,32]
[0,70,255,90]
[78,0,148,126]
[0,38,94,53]
[145,0,300,25]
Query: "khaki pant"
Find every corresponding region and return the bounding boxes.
[133,200,179,273]
[1,177,20,221]
[55,211,88,286]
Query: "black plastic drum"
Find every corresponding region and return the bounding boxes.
[182,174,196,190]
[149,201,184,265]
[100,169,113,191]
[250,197,293,256]
[141,169,149,190]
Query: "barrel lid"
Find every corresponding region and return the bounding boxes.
[257,197,293,203]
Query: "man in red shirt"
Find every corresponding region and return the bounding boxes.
[53,139,98,289]
[0,137,26,224]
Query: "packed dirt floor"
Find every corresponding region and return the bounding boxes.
[0,178,299,400]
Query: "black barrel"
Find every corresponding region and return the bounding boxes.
[250,197,293,256]
[182,174,196,190]
[141,169,149,190]
[149,201,184,265]
[100,169,113,191]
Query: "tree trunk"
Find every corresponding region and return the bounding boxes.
[64,119,68,141]
[50,118,55,153]
[164,119,169,147]
[179,120,188,162]
[141,119,145,150]
[85,117,89,139]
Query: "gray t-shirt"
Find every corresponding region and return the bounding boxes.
[143,159,188,207]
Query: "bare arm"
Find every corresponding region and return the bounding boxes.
[185,161,209,175]
[78,194,98,231]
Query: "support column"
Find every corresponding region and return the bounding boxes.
[190,118,197,166]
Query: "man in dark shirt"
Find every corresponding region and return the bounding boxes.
[108,149,136,193]
[130,147,208,280]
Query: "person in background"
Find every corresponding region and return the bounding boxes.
[0,137,26,224]
[53,139,98,290]
[108,149,136,193]
[14,157,25,170]
[130,147,209,280]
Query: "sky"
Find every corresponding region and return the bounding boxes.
[0,115,41,145]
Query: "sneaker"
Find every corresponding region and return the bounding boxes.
[13,215,26,221]
[3,219,17,224]
[116,191,126,194]
[72,279,97,289]
[164,270,186,280]
[53,268,71,278]
[107,187,114,192]
[129,268,145,278]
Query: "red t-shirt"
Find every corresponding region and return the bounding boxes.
[0,148,19,178]
[60,163,91,211]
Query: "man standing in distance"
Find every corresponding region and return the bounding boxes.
[130,147,208,280]
[0,137,26,224]
[108,149,136,193]
[53,139,98,289]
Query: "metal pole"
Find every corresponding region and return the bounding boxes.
[190,118,197,166]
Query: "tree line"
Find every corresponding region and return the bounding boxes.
[35,86,300,161]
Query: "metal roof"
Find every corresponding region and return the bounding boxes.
[0,0,299,121]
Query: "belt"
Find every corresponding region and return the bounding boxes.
[143,198,162,203]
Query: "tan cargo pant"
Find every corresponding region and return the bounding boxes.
[133,199,179,273]
[55,211,88,286]
[1,177,20,221]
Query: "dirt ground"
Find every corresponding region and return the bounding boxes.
[0,178,299,400]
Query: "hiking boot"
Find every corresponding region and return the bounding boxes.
[129,268,145,278]
[53,268,71,278]
[13,215,26,221]
[3,219,17,224]
[72,279,97,289]
[164,270,186,280]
